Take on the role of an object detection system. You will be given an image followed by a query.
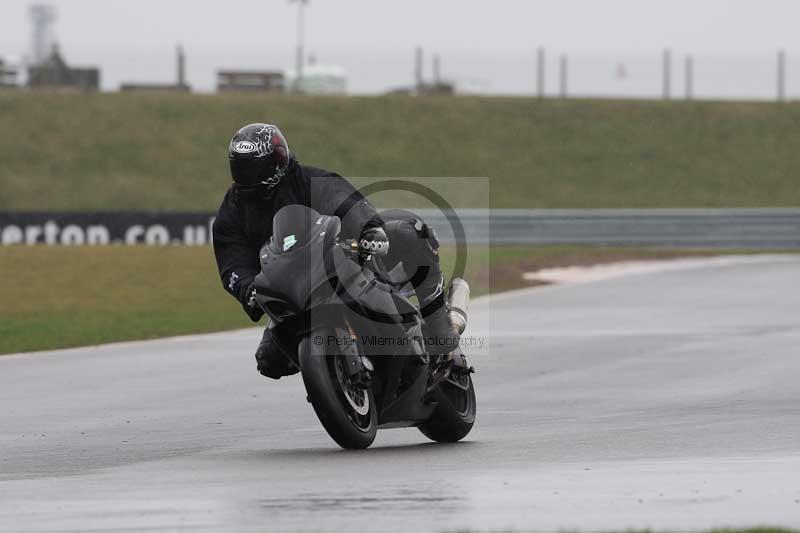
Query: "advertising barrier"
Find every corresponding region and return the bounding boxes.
[0,212,214,246]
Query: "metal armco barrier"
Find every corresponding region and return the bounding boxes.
[414,208,800,248]
[1,209,799,248]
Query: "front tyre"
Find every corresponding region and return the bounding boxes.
[419,371,476,443]
[299,328,377,449]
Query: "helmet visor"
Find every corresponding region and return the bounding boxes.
[230,157,278,187]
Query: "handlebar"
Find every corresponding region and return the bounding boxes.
[340,238,362,255]
[339,238,389,257]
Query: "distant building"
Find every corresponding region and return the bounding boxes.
[119,83,190,93]
[420,53,455,95]
[0,57,20,88]
[217,70,285,93]
[385,81,455,97]
[385,87,414,96]
[287,64,347,95]
[120,45,191,93]
[27,45,99,91]
[417,81,455,96]
[387,48,455,96]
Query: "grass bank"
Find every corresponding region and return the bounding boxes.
[2,92,800,210]
[1,245,786,355]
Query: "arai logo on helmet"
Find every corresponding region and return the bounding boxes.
[234,141,257,154]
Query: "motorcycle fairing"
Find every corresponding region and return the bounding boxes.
[254,208,358,321]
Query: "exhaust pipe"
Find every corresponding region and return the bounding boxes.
[447,278,470,335]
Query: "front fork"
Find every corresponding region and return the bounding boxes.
[339,319,373,387]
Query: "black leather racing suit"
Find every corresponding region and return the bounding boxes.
[212,160,446,378]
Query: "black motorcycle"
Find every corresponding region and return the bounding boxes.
[253,205,476,449]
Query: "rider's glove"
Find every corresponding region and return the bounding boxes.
[359,225,390,256]
[241,282,264,322]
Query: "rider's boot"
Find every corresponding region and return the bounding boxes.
[254,323,300,379]
[420,290,460,358]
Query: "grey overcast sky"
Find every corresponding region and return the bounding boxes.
[1,0,798,97]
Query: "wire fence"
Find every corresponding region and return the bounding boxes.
[528,49,797,101]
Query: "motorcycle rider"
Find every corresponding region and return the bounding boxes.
[213,123,459,379]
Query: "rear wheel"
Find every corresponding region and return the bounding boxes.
[299,328,377,449]
[419,369,476,443]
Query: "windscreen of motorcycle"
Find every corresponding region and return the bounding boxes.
[269,204,325,254]
[256,204,359,312]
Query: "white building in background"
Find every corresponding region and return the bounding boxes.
[0,56,21,87]
[286,63,347,95]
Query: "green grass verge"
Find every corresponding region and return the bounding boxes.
[2,245,792,355]
[2,91,800,210]
[0,246,251,355]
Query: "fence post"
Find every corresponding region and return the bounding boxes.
[662,48,672,100]
[414,46,424,92]
[537,47,545,98]
[685,54,693,100]
[559,54,568,98]
[777,49,786,102]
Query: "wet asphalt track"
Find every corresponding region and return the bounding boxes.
[1,255,799,532]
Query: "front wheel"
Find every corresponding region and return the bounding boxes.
[419,370,476,443]
[299,328,377,449]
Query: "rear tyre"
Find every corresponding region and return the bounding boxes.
[299,328,377,449]
[418,372,476,443]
